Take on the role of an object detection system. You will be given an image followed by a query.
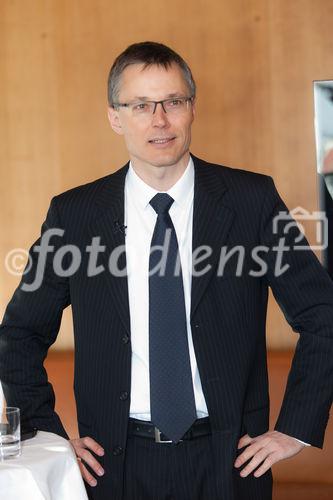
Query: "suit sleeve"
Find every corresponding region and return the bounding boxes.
[260,177,333,448]
[0,197,70,439]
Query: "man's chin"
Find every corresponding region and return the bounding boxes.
[146,151,190,169]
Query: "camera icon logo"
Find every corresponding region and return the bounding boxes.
[272,206,328,251]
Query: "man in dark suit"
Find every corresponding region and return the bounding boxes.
[1,41,333,500]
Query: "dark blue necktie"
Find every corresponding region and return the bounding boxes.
[149,193,197,443]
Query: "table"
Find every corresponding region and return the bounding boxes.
[0,430,88,499]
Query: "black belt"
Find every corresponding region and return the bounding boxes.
[128,417,211,443]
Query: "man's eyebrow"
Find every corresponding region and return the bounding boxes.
[165,93,186,98]
[132,93,186,101]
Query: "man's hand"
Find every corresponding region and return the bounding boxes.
[70,437,105,487]
[234,430,305,478]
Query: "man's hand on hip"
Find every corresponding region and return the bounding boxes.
[70,437,105,487]
[234,430,305,478]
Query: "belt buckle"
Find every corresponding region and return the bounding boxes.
[154,427,173,443]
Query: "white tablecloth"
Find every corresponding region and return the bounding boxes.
[0,431,88,500]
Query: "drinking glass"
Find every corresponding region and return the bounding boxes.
[0,407,21,460]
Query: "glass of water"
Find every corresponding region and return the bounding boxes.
[0,407,21,460]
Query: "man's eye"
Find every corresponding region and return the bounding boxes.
[133,103,148,111]
[169,99,182,106]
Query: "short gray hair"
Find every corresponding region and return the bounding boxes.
[107,41,196,106]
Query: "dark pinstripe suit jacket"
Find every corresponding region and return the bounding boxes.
[1,155,333,500]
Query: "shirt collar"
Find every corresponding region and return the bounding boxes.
[126,156,194,210]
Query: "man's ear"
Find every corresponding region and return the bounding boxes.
[107,106,124,135]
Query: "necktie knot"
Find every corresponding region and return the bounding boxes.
[150,193,174,215]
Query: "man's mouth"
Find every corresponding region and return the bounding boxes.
[148,137,176,144]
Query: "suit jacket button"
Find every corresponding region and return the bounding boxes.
[122,334,130,344]
[120,391,129,401]
[112,446,123,456]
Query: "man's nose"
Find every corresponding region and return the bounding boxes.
[151,102,169,127]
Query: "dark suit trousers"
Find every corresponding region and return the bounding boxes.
[116,433,273,500]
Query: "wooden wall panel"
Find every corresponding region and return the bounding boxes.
[1,0,333,349]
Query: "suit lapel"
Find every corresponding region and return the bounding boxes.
[88,163,131,335]
[191,155,235,319]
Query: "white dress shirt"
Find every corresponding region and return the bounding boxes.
[125,157,209,421]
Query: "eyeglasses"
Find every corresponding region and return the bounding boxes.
[112,96,194,116]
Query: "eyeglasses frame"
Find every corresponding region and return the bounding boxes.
[112,96,194,114]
